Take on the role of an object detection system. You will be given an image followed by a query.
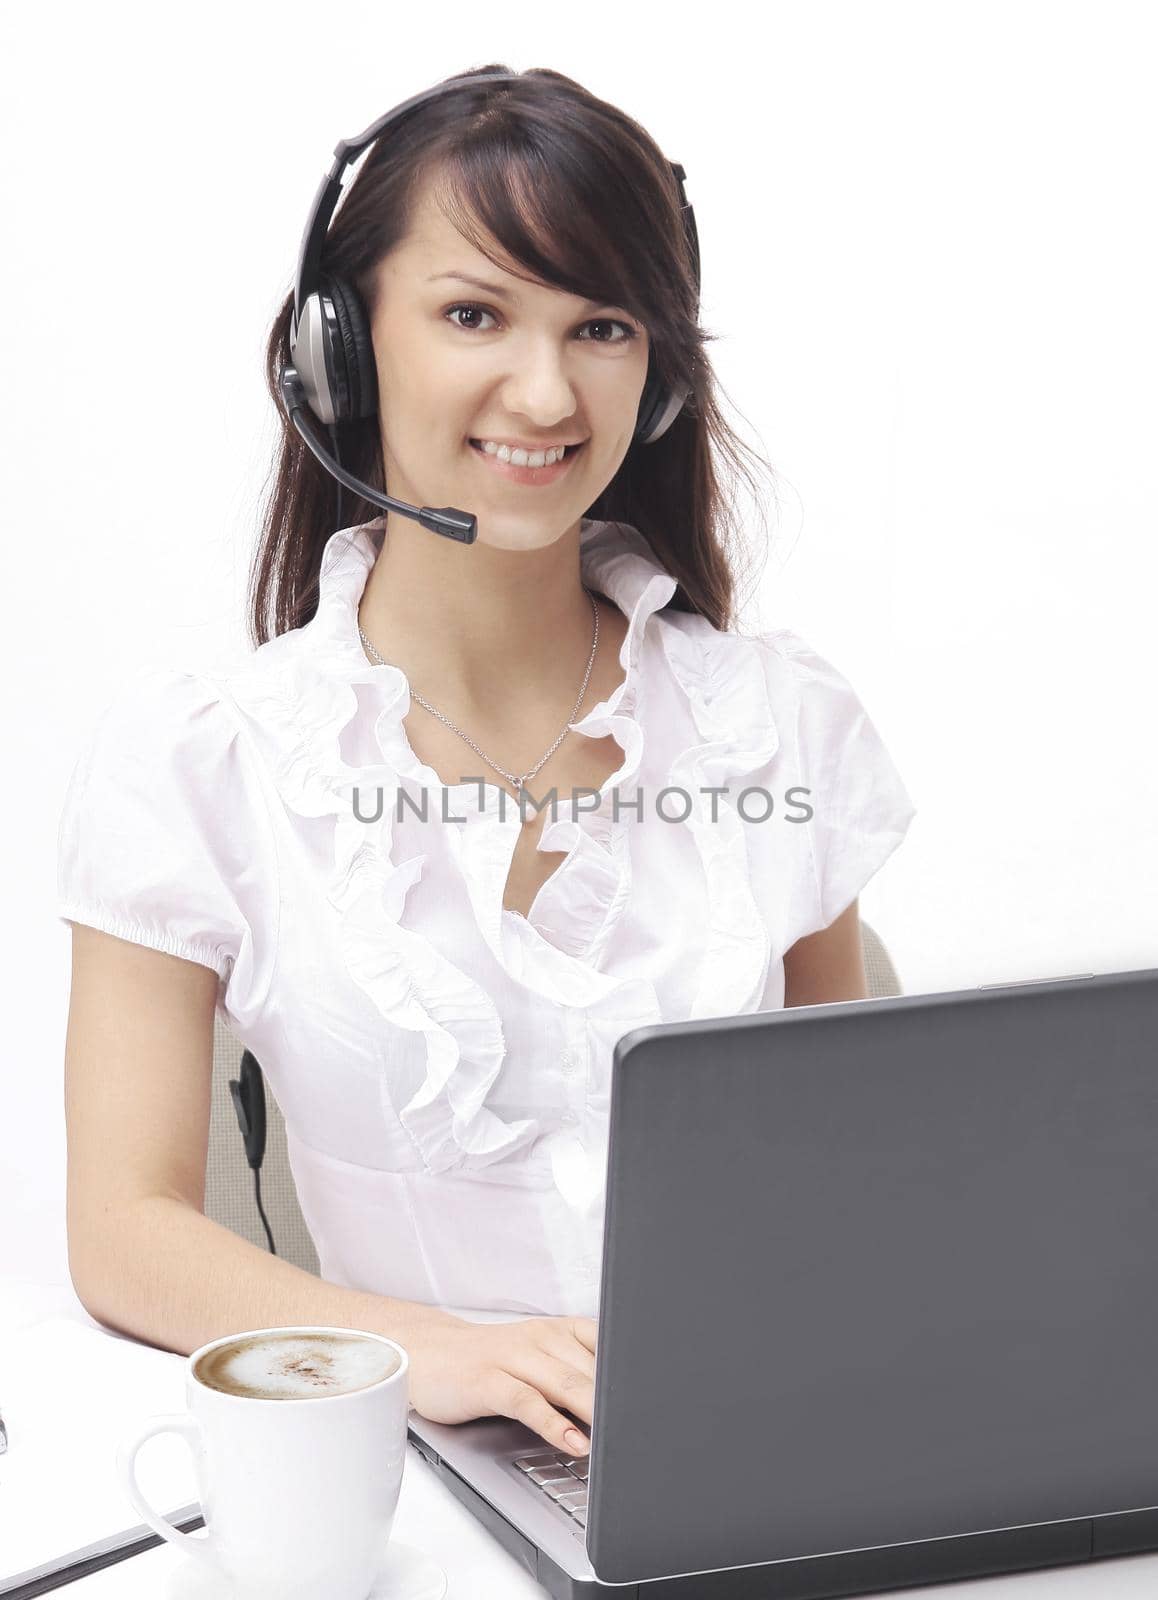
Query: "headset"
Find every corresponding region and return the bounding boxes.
[278,69,701,545]
[238,72,703,1251]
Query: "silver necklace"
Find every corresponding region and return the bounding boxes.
[357,588,600,797]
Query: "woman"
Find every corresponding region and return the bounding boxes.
[58,65,915,1460]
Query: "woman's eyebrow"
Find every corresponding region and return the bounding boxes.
[427,270,610,309]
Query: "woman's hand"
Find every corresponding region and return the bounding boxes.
[405,1314,598,1455]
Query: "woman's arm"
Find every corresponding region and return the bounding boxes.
[782,899,869,1007]
[64,924,459,1356]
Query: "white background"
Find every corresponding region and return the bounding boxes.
[3,1,1155,1282]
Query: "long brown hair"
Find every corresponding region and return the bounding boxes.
[248,64,779,648]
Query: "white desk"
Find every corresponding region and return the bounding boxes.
[4,1277,1158,1598]
[0,1278,547,1597]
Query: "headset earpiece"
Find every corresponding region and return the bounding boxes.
[634,353,694,446]
[289,273,378,427]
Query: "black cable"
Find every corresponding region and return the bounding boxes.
[253,1166,277,1255]
[327,422,344,530]
[230,1052,277,1254]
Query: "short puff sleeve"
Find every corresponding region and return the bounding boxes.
[56,668,278,1006]
[770,629,917,930]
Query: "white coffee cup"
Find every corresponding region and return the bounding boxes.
[116,1325,409,1600]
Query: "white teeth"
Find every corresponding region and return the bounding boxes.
[475,439,569,467]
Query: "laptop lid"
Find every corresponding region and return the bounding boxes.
[586,968,1158,1585]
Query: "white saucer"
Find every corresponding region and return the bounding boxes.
[166,1539,447,1598]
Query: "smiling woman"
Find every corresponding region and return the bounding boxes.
[252,62,762,640]
[57,68,916,1443]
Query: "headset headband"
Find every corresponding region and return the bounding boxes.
[292,71,699,337]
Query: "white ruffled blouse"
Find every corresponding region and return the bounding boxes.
[57,517,916,1319]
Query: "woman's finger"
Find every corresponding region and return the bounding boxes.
[561,1339,596,1383]
[487,1372,590,1455]
[569,1316,598,1357]
[537,1355,595,1427]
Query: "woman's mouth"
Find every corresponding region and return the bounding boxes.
[467,437,586,487]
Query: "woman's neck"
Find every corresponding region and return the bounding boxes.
[356,513,602,718]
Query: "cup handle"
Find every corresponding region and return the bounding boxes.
[116,1413,224,1573]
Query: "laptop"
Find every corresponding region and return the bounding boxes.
[406,966,1158,1598]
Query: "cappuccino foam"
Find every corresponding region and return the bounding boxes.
[193,1330,401,1401]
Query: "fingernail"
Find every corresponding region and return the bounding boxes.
[564,1427,588,1453]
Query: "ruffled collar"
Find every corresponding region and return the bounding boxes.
[292,515,680,802]
[310,513,677,672]
[222,512,782,1212]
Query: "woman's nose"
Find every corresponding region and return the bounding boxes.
[499,345,581,421]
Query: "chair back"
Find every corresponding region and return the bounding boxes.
[861,919,902,999]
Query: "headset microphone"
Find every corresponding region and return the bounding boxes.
[278,367,478,542]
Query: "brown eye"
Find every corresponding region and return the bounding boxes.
[581,319,637,344]
[445,304,499,332]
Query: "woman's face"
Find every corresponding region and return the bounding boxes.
[367,180,651,552]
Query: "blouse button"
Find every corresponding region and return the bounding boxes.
[560,1050,578,1074]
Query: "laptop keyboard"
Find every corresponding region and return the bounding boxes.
[512,1448,590,1527]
